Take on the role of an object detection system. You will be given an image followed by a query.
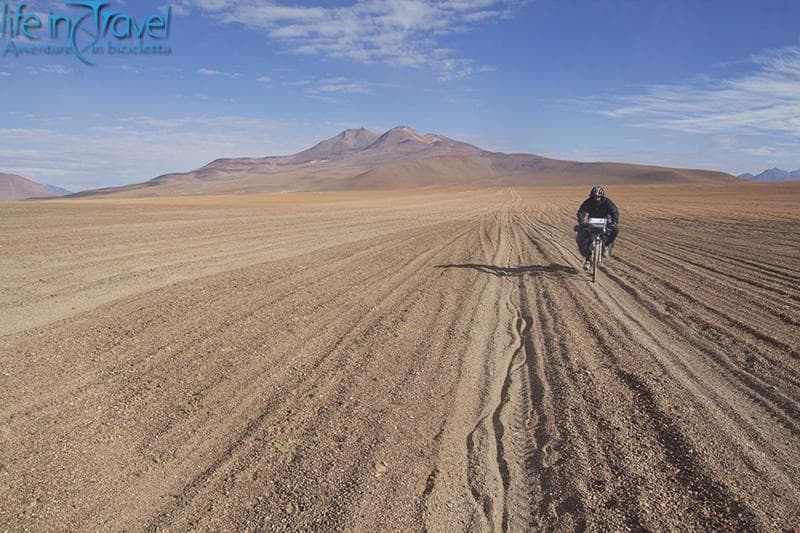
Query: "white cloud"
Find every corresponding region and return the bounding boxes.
[256,75,272,82]
[739,145,787,158]
[25,64,73,75]
[282,79,312,87]
[583,46,800,138]
[120,64,143,73]
[295,76,396,104]
[303,93,346,105]
[313,78,372,94]
[182,0,518,80]
[174,92,238,104]
[196,67,241,78]
[436,57,494,81]
[168,3,190,16]
[120,116,190,128]
[0,72,10,76]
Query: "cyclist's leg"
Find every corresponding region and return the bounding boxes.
[605,225,619,253]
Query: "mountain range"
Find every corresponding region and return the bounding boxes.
[739,168,800,181]
[0,173,71,201]
[71,126,736,197]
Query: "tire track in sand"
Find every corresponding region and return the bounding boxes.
[429,190,566,532]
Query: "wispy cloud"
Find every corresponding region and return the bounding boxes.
[196,67,241,78]
[119,116,190,128]
[256,75,272,83]
[303,94,346,105]
[168,2,190,16]
[282,79,312,87]
[297,76,396,104]
[120,64,143,74]
[180,0,519,80]
[582,46,800,138]
[436,58,495,81]
[174,92,238,104]
[25,64,73,75]
[309,77,373,94]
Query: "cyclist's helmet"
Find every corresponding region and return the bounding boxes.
[590,185,605,199]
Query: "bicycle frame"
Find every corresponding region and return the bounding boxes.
[587,218,607,283]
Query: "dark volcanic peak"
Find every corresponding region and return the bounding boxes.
[341,127,374,138]
[291,128,379,163]
[371,125,433,146]
[422,133,485,153]
[363,126,483,159]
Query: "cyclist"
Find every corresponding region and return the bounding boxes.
[576,185,619,270]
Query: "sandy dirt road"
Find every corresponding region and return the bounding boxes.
[1,185,798,531]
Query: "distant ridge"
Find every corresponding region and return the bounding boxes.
[43,184,73,196]
[72,126,739,197]
[739,168,800,181]
[0,173,65,201]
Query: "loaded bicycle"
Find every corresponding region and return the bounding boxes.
[574,215,613,283]
[586,217,608,283]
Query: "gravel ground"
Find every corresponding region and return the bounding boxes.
[1,185,798,531]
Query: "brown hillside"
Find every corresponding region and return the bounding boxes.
[71,126,739,197]
[0,173,58,201]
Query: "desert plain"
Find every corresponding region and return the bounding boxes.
[0,183,799,531]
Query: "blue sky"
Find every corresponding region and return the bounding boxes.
[1,0,799,191]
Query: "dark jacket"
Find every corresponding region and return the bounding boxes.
[577,196,619,226]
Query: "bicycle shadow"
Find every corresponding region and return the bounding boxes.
[435,263,578,278]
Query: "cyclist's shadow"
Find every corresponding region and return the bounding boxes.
[435,263,577,278]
